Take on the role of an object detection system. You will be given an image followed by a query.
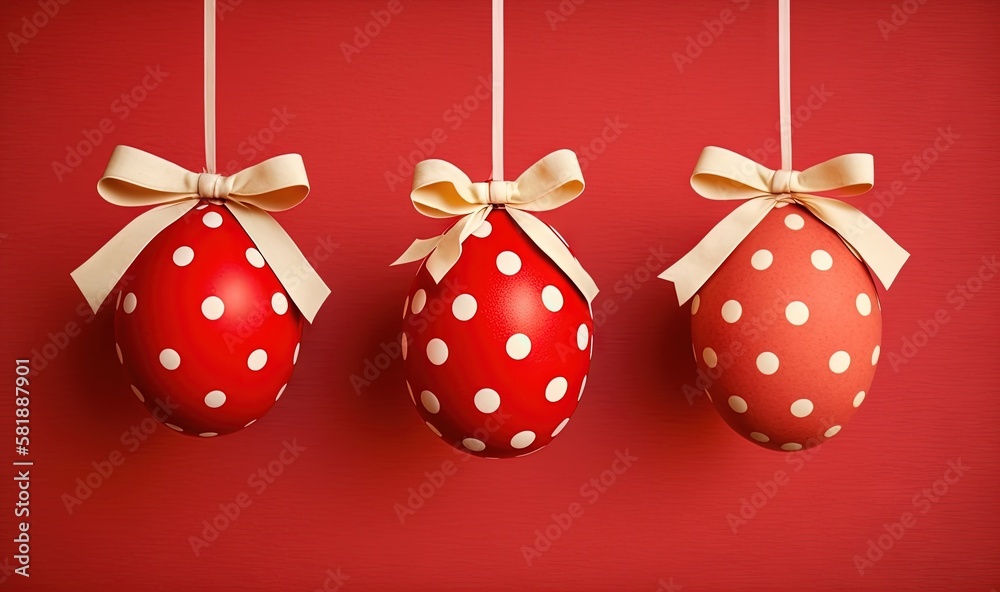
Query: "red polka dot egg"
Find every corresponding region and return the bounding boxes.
[691,203,881,451]
[402,209,593,458]
[114,201,303,437]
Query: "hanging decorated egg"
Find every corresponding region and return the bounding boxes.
[114,201,303,437]
[690,203,881,451]
[402,208,593,458]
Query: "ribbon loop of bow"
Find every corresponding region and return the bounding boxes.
[659,146,909,305]
[71,145,331,322]
[392,149,598,304]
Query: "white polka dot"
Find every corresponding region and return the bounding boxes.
[545,377,568,402]
[293,343,300,365]
[751,249,773,270]
[204,390,226,408]
[728,396,748,413]
[824,425,842,438]
[452,294,477,321]
[578,375,587,400]
[510,431,536,449]
[420,390,440,414]
[159,349,180,370]
[542,285,564,312]
[244,419,257,428]
[829,351,851,374]
[271,293,288,315]
[785,301,809,326]
[196,203,208,210]
[811,250,833,271]
[703,347,718,368]
[172,246,194,267]
[756,352,779,375]
[721,300,742,323]
[474,388,501,413]
[784,213,805,230]
[426,422,442,437]
[245,248,265,268]
[275,384,287,401]
[123,292,137,314]
[411,289,427,314]
[115,343,123,364]
[472,220,492,238]
[201,296,225,320]
[406,380,415,405]
[576,324,589,350]
[199,432,218,438]
[130,384,144,403]
[506,334,531,360]
[402,296,409,319]
[853,391,866,407]
[202,211,223,228]
[551,418,570,438]
[496,251,522,275]
[790,399,814,418]
[750,432,770,443]
[781,442,803,451]
[856,293,872,316]
[401,334,408,360]
[427,338,449,365]
[116,290,122,310]
[462,438,486,452]
[165,423,183,432]
[247,349,267,371]
[691,294,701,315]
[872,345,880,365]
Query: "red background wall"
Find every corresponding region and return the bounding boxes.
[1,0,998,590]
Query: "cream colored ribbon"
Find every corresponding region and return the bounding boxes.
[71,145,331,323]
[658,146,909,305]
[391,149,599,304]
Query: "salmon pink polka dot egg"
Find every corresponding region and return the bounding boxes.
[691,204,882,451]
[402,209,593,459]
[114,201,303,437]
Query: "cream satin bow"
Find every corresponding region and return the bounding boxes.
[71,145,331,322]
[659,146,910,305]
[392,149,599,304]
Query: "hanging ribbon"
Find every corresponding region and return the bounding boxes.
[392,0,597,303]
[71,0,330,322]
[659,0,908,305]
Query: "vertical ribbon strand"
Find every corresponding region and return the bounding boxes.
[491,0,504,181]
[778,0,791,171]
[204,0,216,174]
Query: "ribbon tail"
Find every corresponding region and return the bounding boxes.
[796,196,910,289]
[391,237,444,267]
[506,208,599,304]
[420,209,490,283]
[71,201,198,313]
[227,203,331,324]
[658,199,776,305]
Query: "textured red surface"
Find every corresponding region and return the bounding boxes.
[0,0,998,590]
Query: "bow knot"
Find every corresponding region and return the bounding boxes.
[769,168,794,197]
[197,172,233,200]
[659,146,909,305]
[392,149,598,303]
[488,180,511,204]
[72,145,330,322]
